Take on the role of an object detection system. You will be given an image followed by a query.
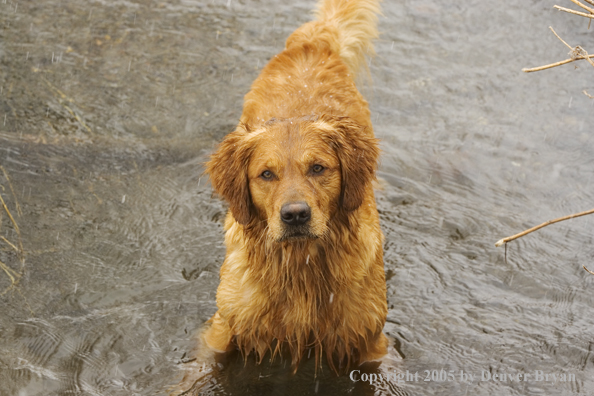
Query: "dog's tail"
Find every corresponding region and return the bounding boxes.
[314,0,381,76]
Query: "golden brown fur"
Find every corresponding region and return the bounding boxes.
[174,0,387,392]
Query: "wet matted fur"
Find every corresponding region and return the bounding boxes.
[177,0,388,391]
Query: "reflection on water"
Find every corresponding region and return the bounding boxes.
[1,0,593,395]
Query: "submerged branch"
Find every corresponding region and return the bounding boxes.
[0,192,24,263]
[1,166,22,216]
[0,188,26,295]
[0,259,21,296]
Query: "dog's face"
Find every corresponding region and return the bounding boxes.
[247,119,341,242]
[206,115,379,243]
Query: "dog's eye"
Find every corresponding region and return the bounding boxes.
[261,170,273,180]
[312,164,324,173]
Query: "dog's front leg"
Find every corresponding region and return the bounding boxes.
[170,312,233,395]
[202,311,234,352]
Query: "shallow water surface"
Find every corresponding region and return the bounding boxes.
[1,0,593,395]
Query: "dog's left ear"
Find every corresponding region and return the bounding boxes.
[319,116,380,212]
[205,125,255,225]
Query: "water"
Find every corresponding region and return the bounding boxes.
[1,0,593,395]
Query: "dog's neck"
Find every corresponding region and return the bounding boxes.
[242,211,362,289]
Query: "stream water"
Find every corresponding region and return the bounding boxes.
[1,0,593,395]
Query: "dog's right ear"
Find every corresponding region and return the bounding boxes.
[205,125,255,225]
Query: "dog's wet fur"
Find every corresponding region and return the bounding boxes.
[173,0,389,393]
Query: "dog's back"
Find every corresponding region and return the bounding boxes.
[241,0,380,129]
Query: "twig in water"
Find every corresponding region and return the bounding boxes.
[523,55,594,72]
[497,209,594,276]
[523,27,594,72]
[495,208,594,247]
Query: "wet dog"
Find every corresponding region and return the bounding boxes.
[176,0,387,392]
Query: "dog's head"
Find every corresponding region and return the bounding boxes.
[206,115,379,242]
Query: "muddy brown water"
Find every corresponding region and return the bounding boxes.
[1,0,593,395]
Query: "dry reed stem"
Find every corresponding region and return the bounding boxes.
[523,26,594,72]
[0,191,25,282]
[1,236,18,252]
[0,258,21,296]
[584,265,594,275]
[0,191,22,294]
[0,192,24,257]
[0,192,20,236]
[0,259,20,283]
[63,104,93,134]
[549,2,594,97]
[567,0,594,14]
[550,25,594,67]
[550,26,573,50]
[554,5,594,18]
[495,208,594,247]
[1,166,22,216]
[523,55,594,72]
[43,78,93,134]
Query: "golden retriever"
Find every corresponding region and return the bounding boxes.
[175,0,387,392]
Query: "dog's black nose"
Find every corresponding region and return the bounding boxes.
[280,202,311,226]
